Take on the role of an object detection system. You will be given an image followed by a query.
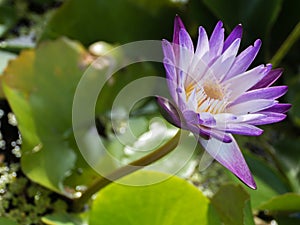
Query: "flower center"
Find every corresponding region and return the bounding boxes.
[203,80,224,100]
[185,79,228,114]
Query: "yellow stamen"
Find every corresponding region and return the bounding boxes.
[185,78,228,114]
[203,80,224,100]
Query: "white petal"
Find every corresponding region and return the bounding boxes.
[195,26,210,59]
[186,89,198,111]
[210,38,241,81]
[178,30,194,75]
[224,65,269,100]
[226,99,277,114]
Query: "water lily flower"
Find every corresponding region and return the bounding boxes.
[157,16,291,189]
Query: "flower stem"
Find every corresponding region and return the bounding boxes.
[72,130,181,212]
[270,21,300,67]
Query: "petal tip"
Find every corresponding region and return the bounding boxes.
[247,180,257,190]
[216,20,223,27]
[254,39,262,46]
[235,170,257,190]
[173,15,186,45]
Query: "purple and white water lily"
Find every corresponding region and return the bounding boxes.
[157,16,291,189]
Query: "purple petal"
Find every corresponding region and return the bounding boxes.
[173,15,185,45]
[183,110,216,129]
[229,86,288,107]
[163,58,177,102]
[197,127,233,143]
[179,29,194,52]
[209,21,224,59]
[199,112,217,127]
[199,135,256,189]
[178,29,194,74]
[259,103,291,113]
[182,111,232,143]
[180,112,212,140]
[223,24,243,52]
[251,68,283,90]
[249,112,287,125]
[162,40,175,62]
[156,96,182,128]
[183,110,200,125]
[225,39,262,80]
[163,58,176,80]
[221,123,264,136]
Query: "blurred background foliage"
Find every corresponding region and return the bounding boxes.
[0,0,299,224]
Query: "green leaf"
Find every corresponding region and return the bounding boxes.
[270,0,300,62]
[40,0,181,45]
[273,136,300,192]
[227,152,290,209]
[286,74,300,128]
[95,62,157,115]
[89,171,212,225]
[0,5,18,38]
[202,0,283,44]
[274,215,300,225]
[2,38,91,194]
[0,217,19,225]
[0,50,16,97]
[42,213,84,225]
[258,193,300,211]
[211,184,255,225]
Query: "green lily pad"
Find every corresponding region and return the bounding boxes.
[227,151,290,209]
[1,38,93,194]
[211,184,255,225]
[258,193,300,211]
[89,171,211,225]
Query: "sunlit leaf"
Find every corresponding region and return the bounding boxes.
[42,213,84,225]
[0,50,16,97]
[89,170,212,225]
